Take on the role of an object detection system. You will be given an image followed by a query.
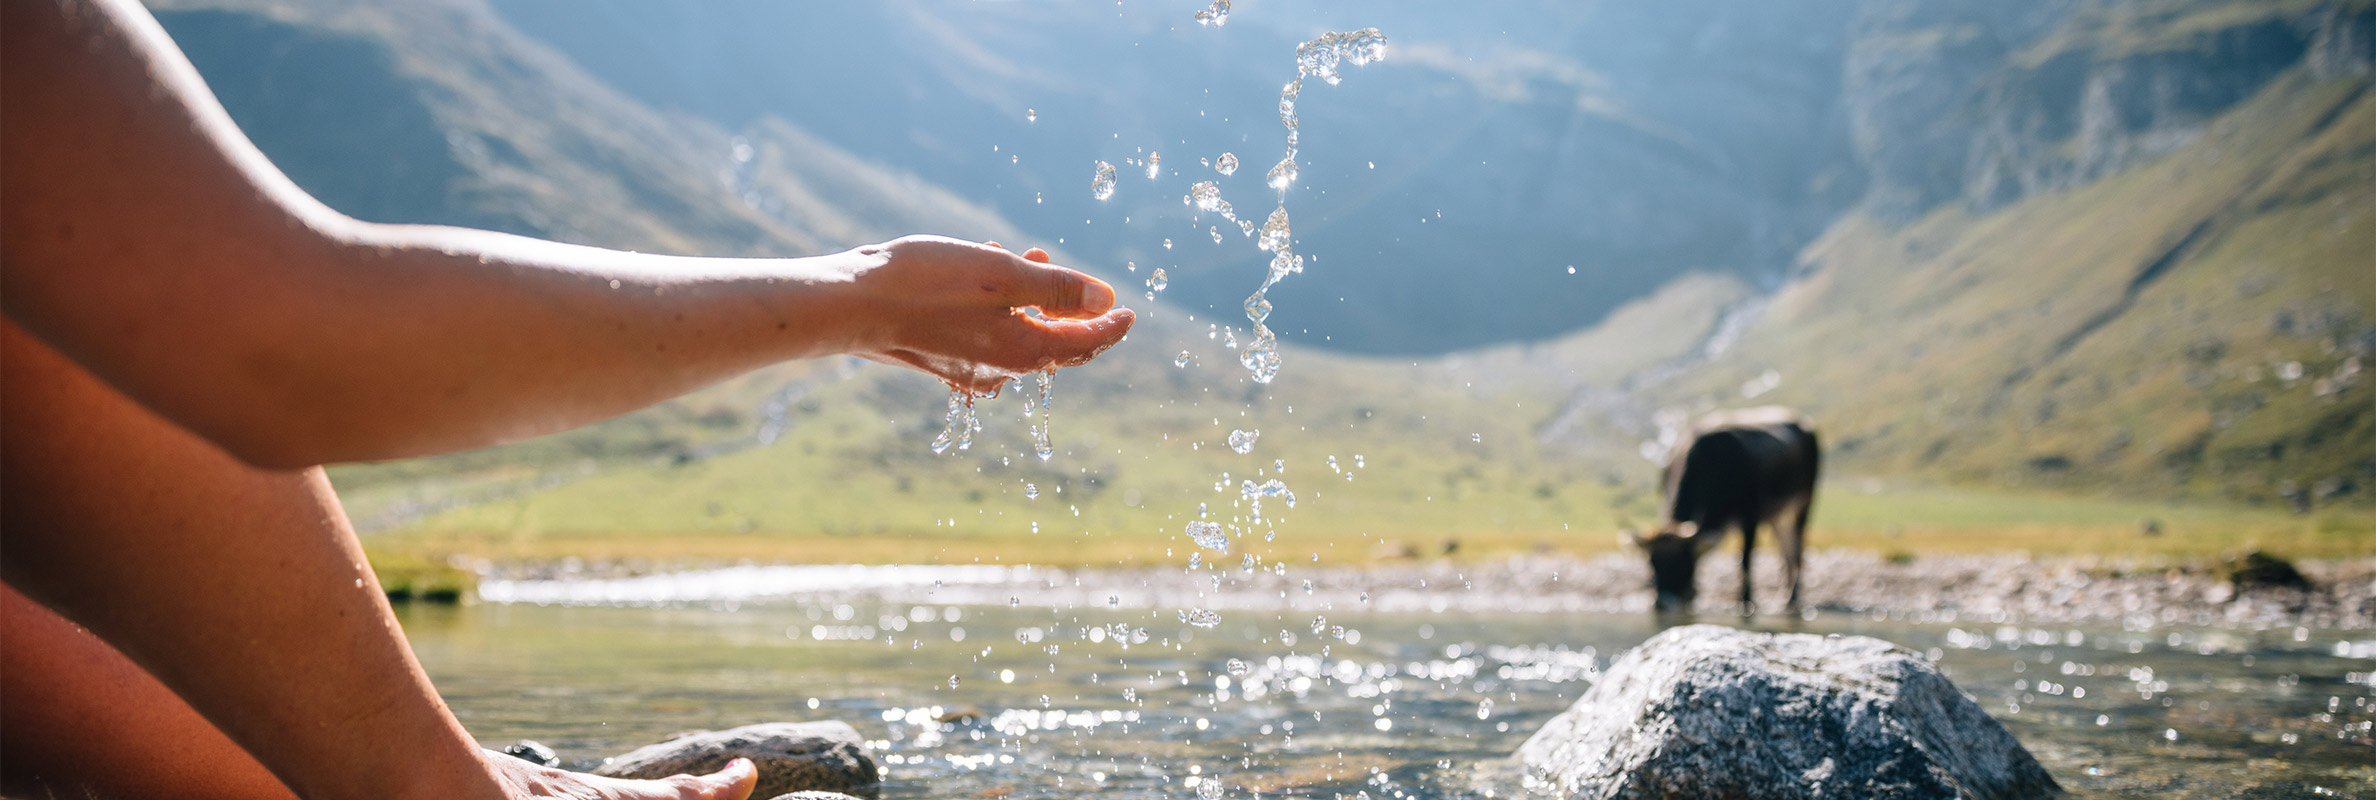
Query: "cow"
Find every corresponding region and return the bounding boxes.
[1625,406,1819,614]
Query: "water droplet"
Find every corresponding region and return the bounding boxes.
[1228,429,1259,454]
[1147,268,1168,294]
[1023,483,1040,499]
[1198,777,1225,800]
[1035,192,1043,204]
[1189,551,1203,569]
[1209,226,1223,244]
[1186,520,1229,553]
[1265,157,1298,194]
[1145,151,1162,180]
[1567,265,1578,274]
[1192,0,1230,27]
[1472,432,1482,443]
[1310,616,1328,634]
[1477,699,1494,720]
[1328,455,1340,473]
[1025,108,1038,123]
[950,675,962,689]
[1354,455,1365,468]
[1183,607,1222,627]
[1162,238,1174,250]
[1215,152,1239,176]
[1091,161,1117,201]
[1175,351,1195,368]
[1226,658,1249,676]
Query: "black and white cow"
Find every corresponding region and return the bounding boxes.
[1626,406,1819,613]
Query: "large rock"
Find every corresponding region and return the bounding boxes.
[1515,624,2059,800]
[593,721,879,798]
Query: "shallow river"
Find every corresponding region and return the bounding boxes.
[403,573,2374,798]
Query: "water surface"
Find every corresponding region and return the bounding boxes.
[404,588,2375,798]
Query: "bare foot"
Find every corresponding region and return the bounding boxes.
[483,750,757,800]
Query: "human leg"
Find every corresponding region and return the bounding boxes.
[0,582,296,799]
[0,321,752,800]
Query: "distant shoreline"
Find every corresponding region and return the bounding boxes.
[469,550,2375,631]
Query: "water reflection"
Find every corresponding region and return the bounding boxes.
[401,599,2374,798]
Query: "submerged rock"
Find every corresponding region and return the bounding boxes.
[1515,624,2059,800]
[593,721,879,798]
[497,739,559,767]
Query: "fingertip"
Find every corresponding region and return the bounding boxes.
[1078,275,1117,315]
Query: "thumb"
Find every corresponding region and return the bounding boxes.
[1010,258,1116,320]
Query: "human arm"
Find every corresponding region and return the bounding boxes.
[0,0,1132,469]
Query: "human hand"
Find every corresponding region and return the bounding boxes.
[835,236,1135,395]
[483,750,756,799]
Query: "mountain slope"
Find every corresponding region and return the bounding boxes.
[1655,66,2372,507]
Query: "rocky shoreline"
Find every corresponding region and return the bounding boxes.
[474,550,2376,631]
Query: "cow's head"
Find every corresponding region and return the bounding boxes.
[1624,522,1718,613]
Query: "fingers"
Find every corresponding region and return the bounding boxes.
[1033,307,1136,367]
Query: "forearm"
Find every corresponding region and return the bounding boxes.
[29,216,875,467]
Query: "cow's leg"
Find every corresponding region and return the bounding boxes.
[1782,501,1810,613]
[1735,517,1758,613]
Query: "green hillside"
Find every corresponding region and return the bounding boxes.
[1661,69,2372,510]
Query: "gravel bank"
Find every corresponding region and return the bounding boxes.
[481,551,2375,631]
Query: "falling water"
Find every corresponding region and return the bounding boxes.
[1236,28,1388,385]
[1031,371,1054,462]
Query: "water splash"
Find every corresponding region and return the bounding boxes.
[1180,607,1222,627]
[1091,160,1117,201]
[1241,478,1295,525]
[1227,429,1259,454]
[1233,28,1387,385]
[1185,520,1228,553]
[1215,152,1239,176]
[1192,0,1229,26]
[1145,151,1162,180]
